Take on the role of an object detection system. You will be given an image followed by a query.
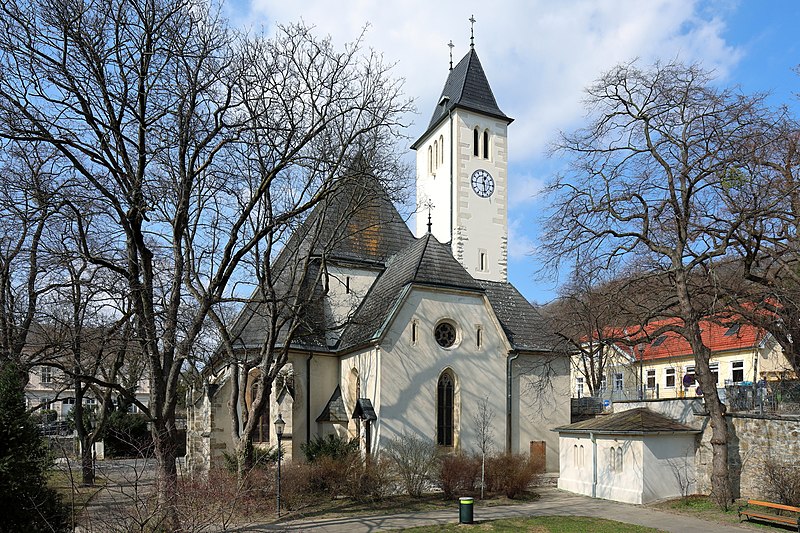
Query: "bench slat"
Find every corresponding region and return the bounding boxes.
[741,511,798,525]
[747,499,800,514]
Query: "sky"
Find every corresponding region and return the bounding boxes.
[226,0,800,304]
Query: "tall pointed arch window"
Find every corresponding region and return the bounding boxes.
[428,146,433,174]
[439,135,444,164]
[483,130,489,159]
[434,140,439,169]
[437,371,455,446]
[473,128,479,156]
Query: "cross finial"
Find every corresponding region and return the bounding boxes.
[448,40,454,70]
[469,15,476,48]
[424,200,435,234]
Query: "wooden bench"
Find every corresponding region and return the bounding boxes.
[738,499,800,531]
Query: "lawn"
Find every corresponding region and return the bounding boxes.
[398,516,661,532]
[651,495,796,530]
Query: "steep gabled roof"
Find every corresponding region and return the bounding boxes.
[478,280,564,353]
[411,48,512,149]
[554,407,699,434]
[337,232,482,348]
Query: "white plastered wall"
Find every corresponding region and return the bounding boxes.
[324,264,380,347]
[415,119,453,243]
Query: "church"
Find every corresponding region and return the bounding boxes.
[186,40,570,475]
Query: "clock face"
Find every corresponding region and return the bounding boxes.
[471,169,495,198]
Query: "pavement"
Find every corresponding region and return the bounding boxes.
[231,487,757,532]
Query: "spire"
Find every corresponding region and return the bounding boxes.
[448,40,454,71]
[469,15,476,49]
[424,200,434,234]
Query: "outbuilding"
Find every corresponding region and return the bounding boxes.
[554,407,700,504]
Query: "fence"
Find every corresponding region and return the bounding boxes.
[724,381,800,414]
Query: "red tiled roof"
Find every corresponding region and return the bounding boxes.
[614,318,766,362]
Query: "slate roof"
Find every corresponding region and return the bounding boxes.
[316,385,349,423]
[554,407,699,434]
[478,281,564,352]
[337,232,483,348]
[412,48,512,149]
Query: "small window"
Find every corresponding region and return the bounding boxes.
[665,368,676,388]
[646,369,656,389]
[479,251,487,271]
[434,140,438,169]
[483,130,489,159]
[411,321,418,344]
[732,361,744,383]
[573,444,578,466]
[40,366,53,385]
[434,322,457,348]
[613,372,623,391]
[724,324,740,337]
[576,377,585,398]
[439,135,444,163]
[473,128,479,156]
[579,444,585,468]
[709,363,719,386]
[616,447,624,472]
[428,146,433,174]
[685,366,696,387]
[345,276,351,294]
[476,326,482,348]
[609,446,616,471]
[651,336,666,347]
[62,397,76,405]
[600,377,607,392]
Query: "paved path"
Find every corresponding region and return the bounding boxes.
[232,487,755,532]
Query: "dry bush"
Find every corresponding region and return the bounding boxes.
[438,453,480,499]
[309,454,359,496]
[485,454,542,498]
[384,432,438,497]
[762,457,800,506]
[280,462,316,510]
[345,456,396,502]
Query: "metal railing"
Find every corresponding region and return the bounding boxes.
[724,381,800,414]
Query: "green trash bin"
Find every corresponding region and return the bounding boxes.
[459,497,474,524]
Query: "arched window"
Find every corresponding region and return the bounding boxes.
[248,378,270,443]
[434,140,438,169]
[609,446,616,471]
[428,146,433,174]
[483,130,489,159]
[437,371,455,446]
[439,135,444,164]
[616,447,624,472]
[473,128,479,156]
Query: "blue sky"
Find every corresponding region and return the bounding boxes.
[227,0,799,304]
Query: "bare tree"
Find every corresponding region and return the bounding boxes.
[473,396,495,499]
[0,1,410,525]
[542,60,771,508]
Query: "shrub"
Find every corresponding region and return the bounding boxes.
[384,432,438,497]
[762,457,800,506]
[485,453,542,498]
[345,456,396,502]
[438,453,480,499]
[0,364,70,532]
[309,454,359,496]
[301,434,359,462]
[222,445,280,473]
[103,411,152,457]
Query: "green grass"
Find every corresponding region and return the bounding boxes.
[651,495,794,530]
[398,516,661,532]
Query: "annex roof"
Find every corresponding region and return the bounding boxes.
[411,48,512,149]
[554,407,699,435]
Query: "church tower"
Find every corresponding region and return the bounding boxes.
[411,34,513,283]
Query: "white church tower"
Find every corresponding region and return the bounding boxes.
[411,29,513,283]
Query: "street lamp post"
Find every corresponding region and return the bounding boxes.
[274,414,285,518]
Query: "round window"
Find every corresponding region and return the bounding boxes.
[434,322,457,348]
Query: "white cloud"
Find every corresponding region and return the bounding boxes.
[507,216,536,260]
[241,0,741,163]
[508,173,546,209]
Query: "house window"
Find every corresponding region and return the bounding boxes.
[709,363,719,386]
[646,369,656,389]
[437,371,455,446]
[609,446,616,471]
[40,366,53,385]
[724,324,740,336]
[428,146,433,174]
[732,361,744,383]
[573,444,578,466]
[579,445,585,468]
[685,366,696,388]
[600,377,607,392]
[576,377,585,398]
[473,128,479,156]
[613,373,623,391]
[665,368,676,388]
[482,130,489,159]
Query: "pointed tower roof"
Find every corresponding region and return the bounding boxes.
[412,48,512,149]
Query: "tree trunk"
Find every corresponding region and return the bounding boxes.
[153,421,180,531]
[80,435,95,486]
